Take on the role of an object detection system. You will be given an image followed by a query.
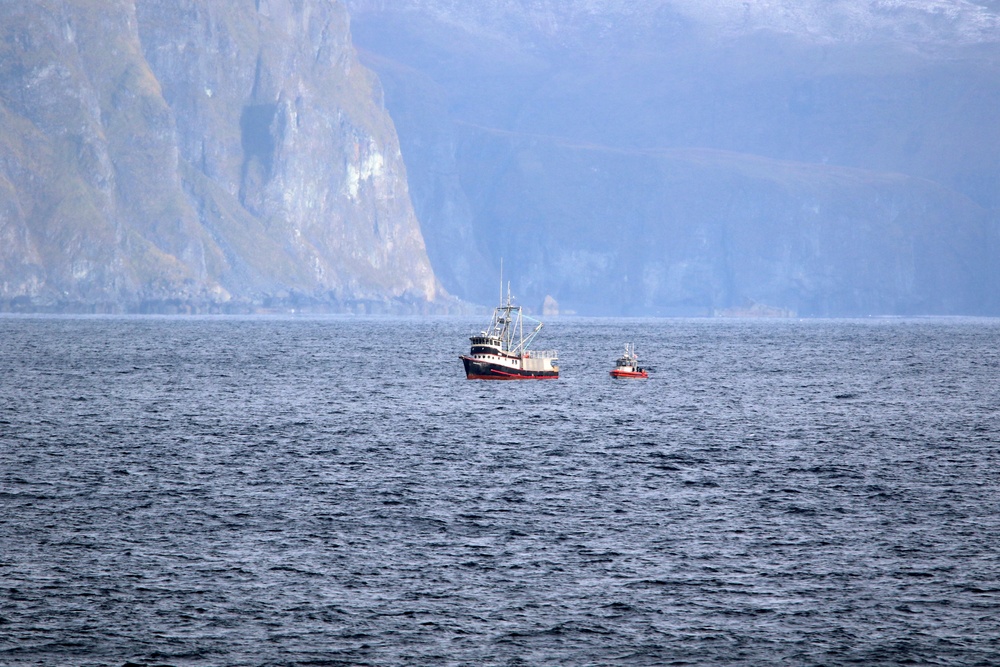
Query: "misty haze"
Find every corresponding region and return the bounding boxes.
[348,0,1000,316]
[0,0,998,314]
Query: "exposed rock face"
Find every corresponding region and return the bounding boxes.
[476,145,992,316]
[346,0,1000,316]
[0,0,441,313]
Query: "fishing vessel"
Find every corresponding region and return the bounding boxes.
[610,343,648,379]
[460,281,559,380]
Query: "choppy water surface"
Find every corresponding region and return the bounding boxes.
[1,316,999,666]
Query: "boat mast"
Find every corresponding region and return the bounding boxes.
[487,258,544,355]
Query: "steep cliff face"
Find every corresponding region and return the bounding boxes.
[474,144,992,316]
[0,0,441,312]
[347,0,1000,316]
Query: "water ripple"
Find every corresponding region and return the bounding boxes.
[1,316,999,665]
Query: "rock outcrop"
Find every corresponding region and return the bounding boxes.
[0,0,442,313]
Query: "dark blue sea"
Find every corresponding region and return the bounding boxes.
[1,315,999,666]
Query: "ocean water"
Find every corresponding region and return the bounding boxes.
[1,315,999,666]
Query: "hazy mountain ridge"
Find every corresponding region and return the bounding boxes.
[0,0,445,313]
[673,0,1000,45]
[347,0,1000,316]
[348,0,1000,48]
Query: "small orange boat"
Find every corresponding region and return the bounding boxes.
[610,343,648,379]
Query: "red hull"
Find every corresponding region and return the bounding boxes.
[466,372,559,380]
[610,369,648,379]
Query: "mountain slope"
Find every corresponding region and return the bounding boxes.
[347,0,1000,315]
[0,0,443,313]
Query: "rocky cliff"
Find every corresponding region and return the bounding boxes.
[347,0,1000,316]
[0,0,443,313]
